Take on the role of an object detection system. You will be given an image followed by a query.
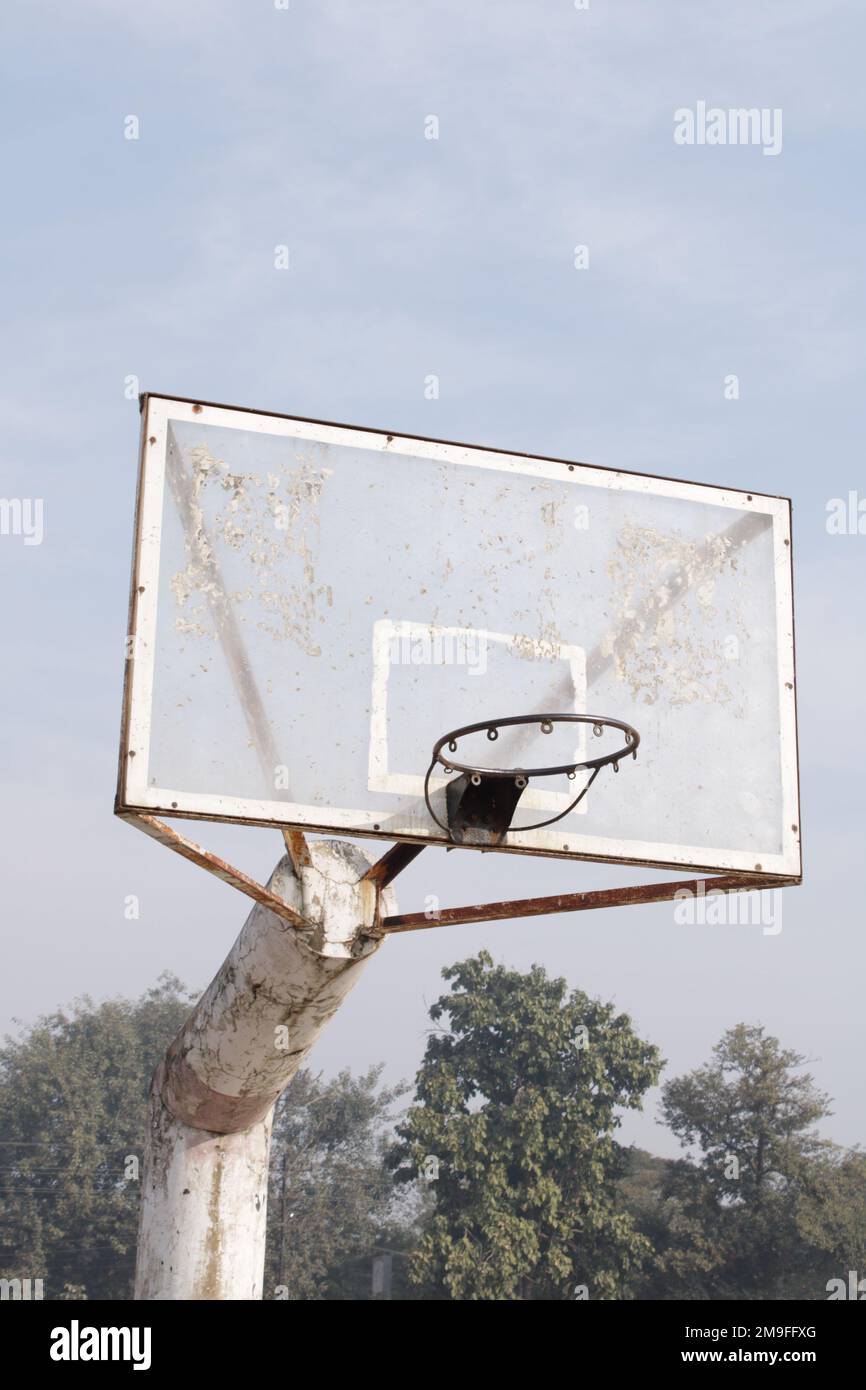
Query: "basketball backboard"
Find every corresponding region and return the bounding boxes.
[117,394,801,904]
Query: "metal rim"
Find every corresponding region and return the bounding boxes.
[423,713,640,839]
[430,713,640,779]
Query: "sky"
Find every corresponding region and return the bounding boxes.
[1,0,864,1158]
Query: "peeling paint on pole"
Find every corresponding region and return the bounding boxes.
[135,1089,272,1301]
[134,840,394,1300]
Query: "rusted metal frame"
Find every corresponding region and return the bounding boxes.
[360,841,427,888]
[115,408,149,825]
[282,827,312,870]
[381,872,801,933]
[140,393,790,505]
[118,809,800,935]
[786,497,805,898]
[119,812,312,930]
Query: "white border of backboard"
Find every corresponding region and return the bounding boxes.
[118,394,801,878]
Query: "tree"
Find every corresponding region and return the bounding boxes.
[0,977,413,1302]
[264,1065,413,1300]
[0,974,194,1299]
[790,1146,866,1296]
[658,1023,837,1299]
[388,951,662,1300]
[615,1148,677,1299]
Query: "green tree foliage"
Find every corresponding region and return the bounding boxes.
[4,973,860,1303]
[388,951,662,1300]
[615,1147,675,1298]
[0,973,193,1299]
[264,1065,413,1300]
[656,1023,858,1299]
[792,1146,866,1279]
[0,978,415,1301]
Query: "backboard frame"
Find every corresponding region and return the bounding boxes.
[115,393,802,928]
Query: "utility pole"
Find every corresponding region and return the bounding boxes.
[371,1252,394,1300]
[134,840,395,1300]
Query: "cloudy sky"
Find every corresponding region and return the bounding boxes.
[2,0,864,1156]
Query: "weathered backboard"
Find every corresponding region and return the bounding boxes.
[117,394,800,880]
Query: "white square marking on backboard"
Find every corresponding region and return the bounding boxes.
[368,619,587,812]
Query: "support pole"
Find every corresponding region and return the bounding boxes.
[134,840,394,1301]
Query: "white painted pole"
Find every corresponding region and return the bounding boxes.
[134,840,394,1301]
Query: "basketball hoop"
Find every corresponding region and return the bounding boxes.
[424,713,640,844]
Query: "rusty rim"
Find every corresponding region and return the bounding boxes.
[424,713,640,838]
[430,713,640,779]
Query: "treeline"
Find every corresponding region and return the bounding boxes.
[0,958,862,1300]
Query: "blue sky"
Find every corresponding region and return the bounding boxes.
[1,0,864,1156]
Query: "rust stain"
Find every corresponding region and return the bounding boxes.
[163,1052,283,1134]
[202,1154,223,1300]
[383,871,801,931]
[119,813,311,929]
